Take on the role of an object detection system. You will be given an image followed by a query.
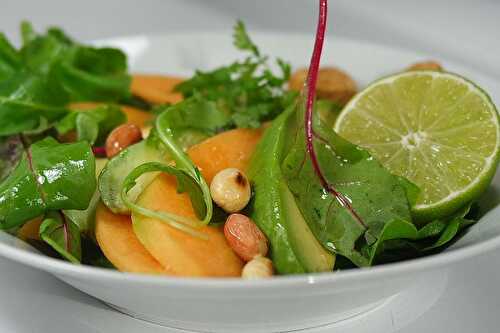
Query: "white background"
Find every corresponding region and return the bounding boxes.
[0,1,499,332]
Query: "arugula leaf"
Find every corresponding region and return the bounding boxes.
[175,21,295,129]
[152,95,231,147]
[122,162,207,238]
[119,109,214,237]
[39,211,81,263]
[0,137,96,229]
[154,110,213,223]
[56,104,126,145]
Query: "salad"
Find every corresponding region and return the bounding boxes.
[1,0,498,278]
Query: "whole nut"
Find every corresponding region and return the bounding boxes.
[224,214,268,262]
[210,168,251,213]
[242,256,273,279]
[105,123,142,158]
[407,60,443,71]
[289,66,357,105]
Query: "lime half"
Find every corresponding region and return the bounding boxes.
[334,71,500,222]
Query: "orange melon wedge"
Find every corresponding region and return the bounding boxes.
[131,74,184,105]
[132,128,264,277]
[95,204,168,274]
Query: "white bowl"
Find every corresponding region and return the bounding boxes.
[1,33,499,333]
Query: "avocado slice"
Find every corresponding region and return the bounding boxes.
[247,108,305,274]
[98,140,165,214]
[280,180,335,272]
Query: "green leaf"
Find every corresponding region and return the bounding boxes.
[39,211,81,263]
[20,21,36,46]
[153,95,231,147]
[121,162,207,238]
[174,20,294,129]
[119,108,214,238]
[56,104,126,145]
[281,106,416,267]
[0,71,69,136]
[233,20,260,57]
[63,189,101,238]
[0,137,96,229]
[53,47,131,102]
[0,33,21,81]
[154,110,213,222]
[0,22,131,136]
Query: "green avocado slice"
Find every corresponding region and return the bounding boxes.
[247,108,305,274]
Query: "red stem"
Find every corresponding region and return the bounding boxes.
[92,146,106,157]
[305,0,366,228]
[59,211,71,253]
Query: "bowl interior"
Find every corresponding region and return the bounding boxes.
[1,31,499,286]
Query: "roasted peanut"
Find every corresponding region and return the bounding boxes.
[224,213,268,262]
[407,60,443,71]
[289,66,357,105]
[105,123,142,158]
[210,168,251,213]
[242,256,273,279]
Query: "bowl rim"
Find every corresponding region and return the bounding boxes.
[2,31,499,290]
[1,205,500,289]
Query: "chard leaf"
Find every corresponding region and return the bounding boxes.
[39,211,81,263]
[0,137,96,229]
[282,108,416,267]
[281,108,474,266]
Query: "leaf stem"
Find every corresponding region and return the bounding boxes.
[304,0,366,228]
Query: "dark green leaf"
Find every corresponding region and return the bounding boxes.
[0,33,21,81]
[282,105,416,267]
[0,137,96,229]
[54,47,130,102]
[0,22,131,136]
[233,20,260,57]
[39,211,81,263]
